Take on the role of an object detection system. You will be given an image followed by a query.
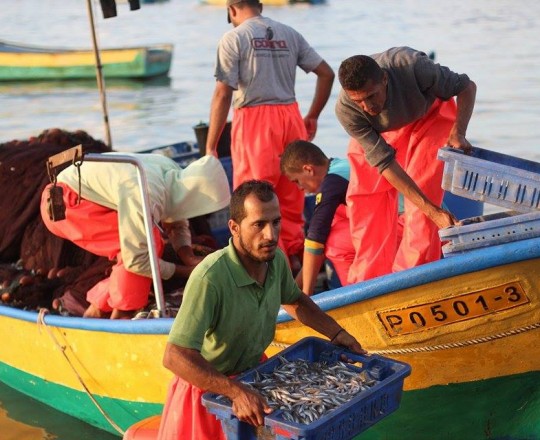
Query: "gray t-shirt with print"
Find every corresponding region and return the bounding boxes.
[215,15,323,109]
[335,46,471,172]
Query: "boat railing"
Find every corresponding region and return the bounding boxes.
[87,153,166,316]
[50,151,167,317]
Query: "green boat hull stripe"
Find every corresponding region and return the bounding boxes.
[2,360,538,439]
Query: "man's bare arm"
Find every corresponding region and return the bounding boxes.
[206,81,233,157]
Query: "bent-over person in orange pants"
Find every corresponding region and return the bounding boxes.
[280,140,355,295]
[40,154,230,319]
[335,47,477,283]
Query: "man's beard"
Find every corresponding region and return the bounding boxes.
[238,236,276,263]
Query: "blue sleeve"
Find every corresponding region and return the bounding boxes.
[306,174,348,245]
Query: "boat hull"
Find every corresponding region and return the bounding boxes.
[1,239,539,438]
[0,42,173,80]
[0,310,171,434]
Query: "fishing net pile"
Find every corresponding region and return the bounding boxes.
[0,129,221,317]
[0,129,114,315]
[0,128,218,316]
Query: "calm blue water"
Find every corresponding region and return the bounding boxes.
[1,0,540,438]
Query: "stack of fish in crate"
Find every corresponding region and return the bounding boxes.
[437,146,540,256]
[202,337,411,440]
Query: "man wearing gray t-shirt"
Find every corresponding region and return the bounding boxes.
[205,0,334,269]
[335,47,476,282]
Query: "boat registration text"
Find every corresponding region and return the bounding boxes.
[378,282,529,337]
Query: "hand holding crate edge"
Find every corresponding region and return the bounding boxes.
[202,337,411,440]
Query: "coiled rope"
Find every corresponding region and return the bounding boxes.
[37,308,125,436]
[270,322,540,355]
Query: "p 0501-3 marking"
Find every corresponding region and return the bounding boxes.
[378,282,529,337]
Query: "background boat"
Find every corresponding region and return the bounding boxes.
[200,0,326,6]
[0,40,173,81]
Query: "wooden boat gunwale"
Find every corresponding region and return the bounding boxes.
[280,236,540,321]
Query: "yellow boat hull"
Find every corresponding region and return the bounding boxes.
[272,258,540,391]
[1,237,539,438]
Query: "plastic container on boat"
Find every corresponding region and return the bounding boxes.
[193,121,232,157]
[438,146,540,213]
[147,141,199,166]
[201,337,411,440]
[439,210,540,257]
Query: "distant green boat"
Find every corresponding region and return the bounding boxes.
[0,40,173,81]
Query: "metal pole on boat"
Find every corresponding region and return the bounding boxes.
[85,0,113,148]
[84,153,168,317]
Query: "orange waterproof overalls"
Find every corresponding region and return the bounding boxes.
[346,98,457,283]
[157,353,268,440]
[40,182,164,312]
[231,103,307,258]
[157,376,225,440]
[324,203,355,286]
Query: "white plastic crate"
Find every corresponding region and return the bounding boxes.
[438,146,540,213]
[439,210,540,256]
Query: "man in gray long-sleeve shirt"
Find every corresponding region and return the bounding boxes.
[335,47,476,282]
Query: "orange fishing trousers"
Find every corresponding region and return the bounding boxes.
[231,103,307,258]
[324,204,355,286]
[157,376,226,440]
[346,99,457,283]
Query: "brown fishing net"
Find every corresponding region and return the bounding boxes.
[0,129,112,314]
[0,128,220,317]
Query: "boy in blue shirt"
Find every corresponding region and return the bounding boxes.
[281,140,355,295]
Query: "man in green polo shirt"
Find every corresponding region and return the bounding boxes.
[157,180,365,440]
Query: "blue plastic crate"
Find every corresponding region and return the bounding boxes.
[439,210,540,256]
[202,337,411,440]
[438,146,540,213]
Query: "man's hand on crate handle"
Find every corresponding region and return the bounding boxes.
[446,130,474,156]
[163,344,272,427]
[283,294,367,355]
[230,382,273,427]
[382,161,460,229]
[446,79,477,155]
[330,327,367,356]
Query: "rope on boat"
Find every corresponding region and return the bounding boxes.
[36,308,125,436]
[270,322,540,355]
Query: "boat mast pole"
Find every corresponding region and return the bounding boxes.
[85,0,113,148]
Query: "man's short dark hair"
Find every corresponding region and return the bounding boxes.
[338,55,384,90]
[226,0,261,22]
[230,180,276,223]
[280,140,328,174]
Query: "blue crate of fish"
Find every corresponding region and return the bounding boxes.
[438,146,540,213]
[439,210,540,256]
[202,337,411,440]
